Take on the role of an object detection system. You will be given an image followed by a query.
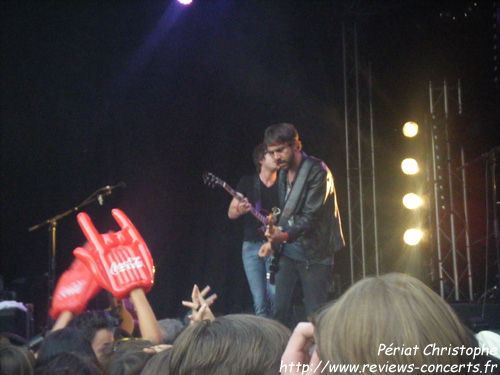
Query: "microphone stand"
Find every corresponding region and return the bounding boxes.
[28,186,118,322]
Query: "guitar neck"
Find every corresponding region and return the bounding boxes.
[222,182,268,226]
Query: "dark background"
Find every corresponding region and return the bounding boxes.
[2,0,499,333]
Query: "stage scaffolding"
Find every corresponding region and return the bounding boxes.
[428,80,473,301]
[342,23,380,284]
[342,26,474,298]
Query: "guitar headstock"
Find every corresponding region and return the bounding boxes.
[203,171,223,188]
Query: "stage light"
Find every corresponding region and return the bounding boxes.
[404,229,423,246]
[403,193,423,210]
[177,0,192,4]
[401,158,419,175]
[402,121,419,137]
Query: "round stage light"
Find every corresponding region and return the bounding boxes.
[404,229,423,246]
[403,121,419,137]
[177,0,193,4]
[401,158,419,175]
[403,193,423,209]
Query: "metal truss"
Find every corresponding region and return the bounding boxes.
[428,80,473,301]
[342,23,380,284]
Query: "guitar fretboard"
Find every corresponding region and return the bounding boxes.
[222,182,268,225]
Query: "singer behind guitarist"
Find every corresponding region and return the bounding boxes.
[228,143,279,318]
[258,123,345,326]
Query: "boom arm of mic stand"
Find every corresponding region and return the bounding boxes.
[456,146,500,171]
[27,189,111,326]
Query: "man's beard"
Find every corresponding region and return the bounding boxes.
[278,154,294,171]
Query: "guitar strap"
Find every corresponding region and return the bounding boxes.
[277,156,315,229]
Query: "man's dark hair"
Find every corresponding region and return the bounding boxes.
[36,328,97,366]
[157,318,185,345]
[252,143,268,173]
[264,123,302,151]
[102,339,154,375]
[68,311,116,344]
[39,351,102,375]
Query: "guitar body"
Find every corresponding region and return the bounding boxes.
[268,244,283,285]
[266,212,283,285]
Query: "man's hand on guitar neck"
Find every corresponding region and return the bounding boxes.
[228,193,251,219]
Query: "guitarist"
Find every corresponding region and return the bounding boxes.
[228,143,279,318]
[258,123,345,327]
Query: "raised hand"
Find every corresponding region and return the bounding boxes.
[73,208,154,300]
[49,257,101,319]
[281,322,321,375]
[182,284,217,324]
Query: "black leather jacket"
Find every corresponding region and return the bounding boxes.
[278,153,345,262]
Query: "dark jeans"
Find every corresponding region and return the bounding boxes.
[272,255,332,327]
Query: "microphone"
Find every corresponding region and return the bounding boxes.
[104,182,127,192]
[97,182,126,205]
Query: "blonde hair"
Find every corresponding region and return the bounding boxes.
[315,273,475,374]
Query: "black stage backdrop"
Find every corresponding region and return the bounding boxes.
[2,0,499,332]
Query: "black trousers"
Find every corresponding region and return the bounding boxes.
[272,255,331,327]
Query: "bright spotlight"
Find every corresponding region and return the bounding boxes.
[404,229,423,246]
[403,193,423,209]
[401,158,419,175]
[177,0,192,4]
[403,121,419,137]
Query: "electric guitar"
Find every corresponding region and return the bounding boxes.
[203,171,270,228]
[267,212,284,285]
[203,171,283,284]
